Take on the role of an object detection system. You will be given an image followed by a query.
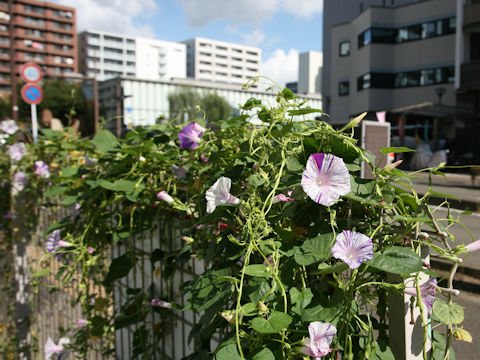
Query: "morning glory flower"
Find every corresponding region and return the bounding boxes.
[45,337,70,359]
[151,298,172,308]
[404,277,437,315]
[178,122,205,149]
[272,193,295,204]
[205,176,240,213]
[300,321,337,358]
[46,230,72,253]
[301,153,351,206]
[12,171,28,195]
[34,160,50,178]
[157,191,174,203]
[171,164,187,179]
[465,239,480,253]
[331,230,373,270]
[0,119,18,135]
[75,318,88,328]
[9,143,26,161]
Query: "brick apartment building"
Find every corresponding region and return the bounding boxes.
[0,0,77,95]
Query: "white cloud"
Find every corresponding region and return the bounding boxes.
[241,30,266,47]
[48,0,158,37]
[178,0,323,28]
[261,48,298,88]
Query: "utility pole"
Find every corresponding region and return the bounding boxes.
[8,0,18,122]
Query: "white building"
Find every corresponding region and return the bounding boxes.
[78,30,186,81]
[298,51,323,94]
[99,77,322,127]
[182,37,261,86]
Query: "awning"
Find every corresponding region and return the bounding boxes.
[390,101,474,118]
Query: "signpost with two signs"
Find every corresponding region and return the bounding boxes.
[20,63,43,143]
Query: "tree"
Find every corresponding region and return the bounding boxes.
[168,87,231,126]
[18,79,87,126]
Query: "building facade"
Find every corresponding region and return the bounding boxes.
[298,51,322,94]
[78,30,186,81]
[182,37,261,86]
[0,0,77,93]
[99,77,322,128]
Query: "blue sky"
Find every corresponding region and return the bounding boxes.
[51,0,324,86]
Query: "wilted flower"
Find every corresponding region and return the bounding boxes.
[12,171,28,195]
[263,256,274,268]
[0,120,18,135]
[331,230,373,270]
[34,160,50,178]
[46,230,72,253]
[45,337,70,359]
[151,298,172,308]
[300,321,337,358]
[87,246,94,254]
[272,193,295,204]
[178,122,205,149]
[405,277,437,315]
[75,318,88,328]
[84,153,97,166]
[301,153,351,206]
[171,164,187,179]
[465,239,480,253]
[200,154,209,163]
[205,176,240,213]
[9,143,26,161]
[157,191,174,203]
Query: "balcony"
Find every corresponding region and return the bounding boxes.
[460,61,480,89]
[464,2,480,27]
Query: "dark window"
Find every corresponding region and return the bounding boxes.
[338,81,349,96]
[357,73,371,90]
[339,41,350,56]
[470,33,480,61]
[358,29,371,48]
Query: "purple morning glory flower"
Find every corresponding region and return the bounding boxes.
[171,164,187,179]
[12,171,28,195]
[178,122,205,149]
[45,337,70,359]
[46,230,72,253]
[404,277,437,315]
[75,318,88,328]
[272,193,295,204]
[300,321,337,358]
[151,298,172,308]
[205,176,240,213]
[0,120,18,135]
[331,230,373,270]
[9,143,26,161]
[301,153,351,206]
[34,160,50,178]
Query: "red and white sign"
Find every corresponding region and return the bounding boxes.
[20,63,43,83]
[21,83,43,105]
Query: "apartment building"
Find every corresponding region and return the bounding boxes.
[182,37,261,86]
[78,30,186,81]
[0,0,77,93]
[298,51,323,94]
[326,0,456,124]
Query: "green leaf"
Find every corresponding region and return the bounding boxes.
[379,147,416,154]
[286,156,304,171]
[281,88,295,100]
[44,186,68,198]
[241,302,258,317]
[301,303,341,323]
[251,347,275,360]
[294,233,333,265]
[247,174,266,188]
[216,342,243,360]
[32,268,50,278]
[251,311,292,334]
[242,97,262,110]
[99,179,143,193]
[290,288,313,314]
[244,264,271,278]
[61,195,79,207]
[103,253,135,286]
[427,189,459,200]
[432,298,464,325]
[91,129,119,153]
[314,262,349,275]
[287,108,323,116]
[61,166,79,177]
[367,247,423,275]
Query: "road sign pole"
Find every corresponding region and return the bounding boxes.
[31,103,38,144]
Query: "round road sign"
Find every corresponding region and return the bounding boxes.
[21,83,43,105]
[20,63,43,83]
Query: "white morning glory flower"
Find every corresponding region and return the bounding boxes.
[205,176,240,213]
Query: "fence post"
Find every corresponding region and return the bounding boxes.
[388,247,431,359]
[12,195,31,360]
